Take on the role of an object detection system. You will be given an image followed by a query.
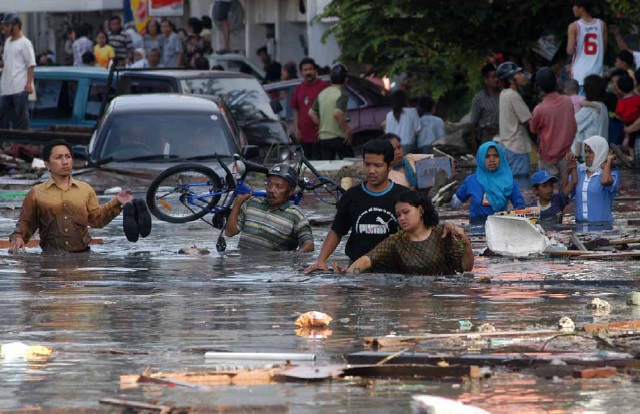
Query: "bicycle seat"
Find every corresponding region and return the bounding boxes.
[233,154,269,174]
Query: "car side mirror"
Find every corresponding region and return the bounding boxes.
[241,145,260,159]
[270,98,283,114]
[72,145,89,160]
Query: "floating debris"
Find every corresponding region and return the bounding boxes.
[558,316,576,332]
[295,311,333,327]
[589,298,612,313]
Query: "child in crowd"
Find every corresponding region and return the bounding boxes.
[416,96,445,154]
[451,141,526,223]
[615,74,640,159]
[565,79,584,113]
[530,165,577,225]
[573,135,619,223]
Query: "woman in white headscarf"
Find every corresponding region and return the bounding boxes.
[574,135,619,223]
[128,48,149,68]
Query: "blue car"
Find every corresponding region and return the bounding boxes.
[30,66,110,131]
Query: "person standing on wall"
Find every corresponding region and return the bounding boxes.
[0,13,35,131]
[567,0,607,90]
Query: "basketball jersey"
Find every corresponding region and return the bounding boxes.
[571,18,605,85]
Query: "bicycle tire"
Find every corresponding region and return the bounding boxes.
[146,163,223,223]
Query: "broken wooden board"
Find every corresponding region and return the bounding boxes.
[345,351,635,368]
[583,319,640,334]
[121,368,283,388]
[99,398,176,413]
[341,364,474,379]
[0,238,103,249]
[363,329,560,349]
[544,250,640,259]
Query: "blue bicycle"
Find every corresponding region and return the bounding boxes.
[146,146,345,251]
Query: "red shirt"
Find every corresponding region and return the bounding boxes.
[615,94,640,125]
[530,92,577,162]
[291,78,329,143]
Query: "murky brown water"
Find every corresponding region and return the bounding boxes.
[1,170,640,413]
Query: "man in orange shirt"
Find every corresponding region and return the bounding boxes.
[9,140,135,253]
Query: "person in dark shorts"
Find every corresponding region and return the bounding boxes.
[213,0,232,51]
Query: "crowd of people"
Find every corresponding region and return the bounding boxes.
[3,0,636,277]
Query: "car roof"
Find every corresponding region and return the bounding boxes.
[110,94,221,113]
[35,66,109,76]
[119,69,255,80]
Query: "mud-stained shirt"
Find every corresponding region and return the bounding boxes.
[367,226,464,275]
[10,177,123,253]
[237,197,312,251]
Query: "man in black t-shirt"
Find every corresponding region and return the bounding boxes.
[304,139,410,273]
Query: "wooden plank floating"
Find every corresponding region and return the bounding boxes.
[363,330,560,349]
[345,351,634,368]
[0,238,104,249]
[583,319,640,333]
[544,250,640,259]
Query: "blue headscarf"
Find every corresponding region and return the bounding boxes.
[475,142,514,212]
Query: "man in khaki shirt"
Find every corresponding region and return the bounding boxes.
[9,140,134,253]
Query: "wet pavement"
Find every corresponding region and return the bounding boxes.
[1,170,640,413]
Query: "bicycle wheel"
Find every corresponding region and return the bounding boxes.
[146,164,223,223]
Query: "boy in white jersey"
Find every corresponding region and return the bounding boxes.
[567,0,607,87]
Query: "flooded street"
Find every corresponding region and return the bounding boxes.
[1,170,640,413]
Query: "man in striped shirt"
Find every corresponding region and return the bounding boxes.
[107,15,133,61]
[225,164,314,252]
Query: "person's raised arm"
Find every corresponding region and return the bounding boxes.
[561,154,578,196]
[224,192,251,237]
[600,150,615,187]
[303,229,341,273]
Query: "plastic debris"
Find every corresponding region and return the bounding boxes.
[411,395,490,414]
[627,292,640,306]
[0,342,52,360]
[295,311,333,327]
[31,158,45,170]
[477,323,496,332]
[104,186,123,195]
[558,316,575,332]
[458,320,473,331]
[589,298,612,313]
[178,245,211,255]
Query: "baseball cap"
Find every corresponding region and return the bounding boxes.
[531,170,558,186]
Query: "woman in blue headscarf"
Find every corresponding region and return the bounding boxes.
[451,142,526,223]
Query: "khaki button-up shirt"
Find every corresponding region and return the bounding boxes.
[10,177,123,253]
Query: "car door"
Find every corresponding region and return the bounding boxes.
[30,75,84,130]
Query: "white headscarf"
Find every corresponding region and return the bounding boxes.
[581,135,609,173]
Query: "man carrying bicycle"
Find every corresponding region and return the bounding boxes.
[225,164,314,252]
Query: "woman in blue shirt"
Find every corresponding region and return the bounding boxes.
[573,135,619,223]
[452,142,526,223]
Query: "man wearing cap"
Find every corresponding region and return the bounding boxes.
[496,61,532,178]
[225,163,314,252]
[0,13,36,130]
[9,140,134,254]
[531,166,577,225]
[530,67,577,179]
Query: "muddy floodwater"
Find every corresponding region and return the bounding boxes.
[1,170,640,413]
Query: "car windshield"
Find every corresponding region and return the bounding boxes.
[98,112,235,160]
[180,77,278,124]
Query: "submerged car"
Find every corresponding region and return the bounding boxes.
[73,94,257,192]
[30,66,110,131]
[116,70,289,149]
[263,75,391,147]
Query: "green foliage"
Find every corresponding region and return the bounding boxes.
[322,0,640,118]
